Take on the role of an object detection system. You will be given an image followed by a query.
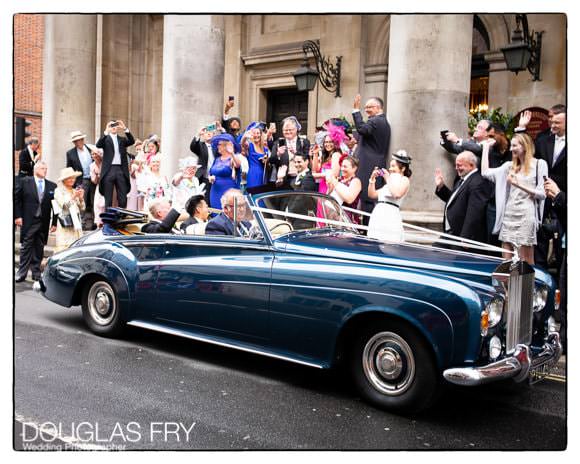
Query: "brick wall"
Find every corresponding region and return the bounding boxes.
[14,14,44,172]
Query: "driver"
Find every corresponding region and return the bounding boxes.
[142,198,182,234]
[206,188,252,236]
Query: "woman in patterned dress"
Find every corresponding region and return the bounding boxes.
[481,133,548,264]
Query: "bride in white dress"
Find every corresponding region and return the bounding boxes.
[367,150,412,243]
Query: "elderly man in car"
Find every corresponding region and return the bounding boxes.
[205,188,252,236]
[141,198,182,234]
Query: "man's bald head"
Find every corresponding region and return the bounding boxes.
[455,151,478,177]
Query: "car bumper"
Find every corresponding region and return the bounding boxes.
[443,331,562,386]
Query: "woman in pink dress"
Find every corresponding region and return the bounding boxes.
[312,123,348,224]
[326,156,362,225]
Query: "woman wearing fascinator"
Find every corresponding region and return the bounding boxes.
[367,149,412,243]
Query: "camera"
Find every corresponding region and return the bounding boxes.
[206,123,217,132]
[228,96,234,101]
[278,138,286,147]
[440,130,448,140]
[110,121,119,128]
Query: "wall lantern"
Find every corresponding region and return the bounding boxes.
[293,40,342,98]
[500,14,543,81]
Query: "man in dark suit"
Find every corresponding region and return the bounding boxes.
[206,189,252,236]
[440,119,493,158]
[14,161,57,282]
[534,107,566,270]
[180,194,210,233]
[141,198,182,234]
[266,116,310,189]
[66,130,95,230]
[287,153,318,230]
[18,137,41,177]
[190,126,215,201]
[434,151,489,244]
[351,95,391,219]
[96,120,135,208]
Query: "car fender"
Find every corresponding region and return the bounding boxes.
[43,242,137,309]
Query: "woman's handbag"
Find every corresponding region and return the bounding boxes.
[58,214,74,228]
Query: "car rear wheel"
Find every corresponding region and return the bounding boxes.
[350,321,439,414]
[81,279,125,337]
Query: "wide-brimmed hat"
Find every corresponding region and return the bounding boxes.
[57,166,83,182]
[391,149,412,165]
[70,130,87,143]
[211,133,240,154]
[179,156,202,170]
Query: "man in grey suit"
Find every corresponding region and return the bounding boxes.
[352,95,391,220]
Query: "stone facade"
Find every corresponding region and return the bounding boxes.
[14,13,566,215]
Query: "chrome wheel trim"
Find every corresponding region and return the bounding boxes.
[87,281,116,326]
[362,331,415,396]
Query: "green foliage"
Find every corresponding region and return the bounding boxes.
[468,107,516,138]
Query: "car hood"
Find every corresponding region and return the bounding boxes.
[277,231,509,287]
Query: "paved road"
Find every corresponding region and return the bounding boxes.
[14,283,567,450]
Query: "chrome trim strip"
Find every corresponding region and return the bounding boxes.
[126,320,326,369]
[117,239,272,251]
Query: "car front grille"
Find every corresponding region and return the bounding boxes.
[493,260,535,354]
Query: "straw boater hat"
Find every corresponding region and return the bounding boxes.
[392,149,412,165]
[70,130,87,143]
[57,167,83,182]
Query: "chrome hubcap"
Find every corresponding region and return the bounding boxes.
[376,347,403,380]
[362,331,415,396]
[87,282,116,326]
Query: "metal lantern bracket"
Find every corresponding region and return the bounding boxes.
[302,40,342,97]
[510,14,544,81]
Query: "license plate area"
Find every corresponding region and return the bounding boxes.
[529,363,553,384]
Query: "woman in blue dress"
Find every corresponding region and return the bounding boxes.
[244,121,269,189]
[208,133,241,209]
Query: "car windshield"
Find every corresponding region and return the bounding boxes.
[252,192,358,237]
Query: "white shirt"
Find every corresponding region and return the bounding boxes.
[444,169,478,232]
[553,134,566,166]
[110,133,121,165]
[205,142,215,171]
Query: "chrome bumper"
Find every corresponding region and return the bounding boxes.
[443,332,562,387]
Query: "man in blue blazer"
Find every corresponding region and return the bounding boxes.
[206,189,252,236]
[96,120,135,208]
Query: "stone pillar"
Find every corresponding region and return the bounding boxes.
[161,15,225,178]
[42,14,97,180]
[387,15,473,218]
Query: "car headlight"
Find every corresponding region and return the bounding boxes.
[489,336,502,361]
[486,297,504,327]
[533,285,549,312]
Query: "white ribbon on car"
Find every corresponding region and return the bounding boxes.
[250,205,513,258]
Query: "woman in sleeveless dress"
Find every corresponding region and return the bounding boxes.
[208,133,241,209]
[368,150,412,243]
[326,156,362,225]
[244,122,269,189]
[481,133,548,264]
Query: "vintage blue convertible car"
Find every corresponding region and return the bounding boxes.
[37,191,562,413]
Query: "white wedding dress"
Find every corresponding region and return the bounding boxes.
[368,178,406,243]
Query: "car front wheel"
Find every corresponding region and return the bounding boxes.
[350,321,439,414]
[81,279,125,337]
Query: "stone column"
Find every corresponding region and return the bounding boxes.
[42,14,97,180]
[161,15,225,179]
[387,14,473,218]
